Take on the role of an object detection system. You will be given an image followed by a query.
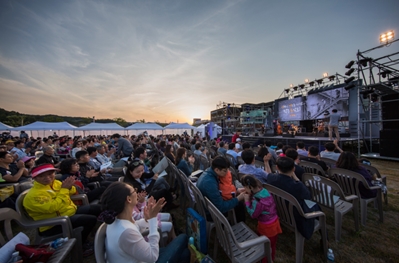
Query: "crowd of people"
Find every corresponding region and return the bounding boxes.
[0,129,380,262]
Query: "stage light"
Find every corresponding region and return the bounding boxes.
[328,75,335,81]
[290,84,293,88]
[293,86,298,91]
[371,93,378,102]
[227,103,231,107]
[285,88,290,94]
[309,81,315,87]
[227,116,231,120]
[316,79,323,85]
[345,60,355,69]
[345,68,355,76]
[345,83,356,91]
[345,76,356,84]
[305,79,309,83]
[379,70,392,78]
[299,84,305,89]
[380,30,394,43]
[359,58,372,67]
[323,72,328,78]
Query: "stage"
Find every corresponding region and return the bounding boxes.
[222,133,358,152]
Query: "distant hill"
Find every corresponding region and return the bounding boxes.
[0,108,169,127]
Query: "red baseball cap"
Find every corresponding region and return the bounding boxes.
[31,164,57,178]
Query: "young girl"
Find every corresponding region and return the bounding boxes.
[241,174,282,262]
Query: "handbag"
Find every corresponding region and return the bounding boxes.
[15,243,54,263]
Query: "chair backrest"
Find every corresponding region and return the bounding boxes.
[237,156,245,165]
[263,184,305,232]
[328,168,372,198]
[319,157,336,168]
[299,161,326,177]
[204,197,241,259]
[187,180,208,219]
[302,173,347,209]
[199,155,210,170]
[193,154,201,171]
[359,164,381,179]
[0,208,22,246]
[94,223,107,263]
[16,190,36,222]
[225,154,236,166]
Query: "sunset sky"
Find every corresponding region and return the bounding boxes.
[0,0,397,123]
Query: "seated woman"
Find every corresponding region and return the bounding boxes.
[60,158,105,203]
[175,148,195,176]
[267,157,323,240]
[164,145,175,164]
[336,151,377,199]
[124,160,178,210]
[99,182,189,263]
[23,164,101,255]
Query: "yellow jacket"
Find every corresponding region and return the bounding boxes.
[23,180,77,232]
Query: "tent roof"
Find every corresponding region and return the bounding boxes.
[0,122,13,130]
[164,122,196,129]
[76,122,125,130]
[125,123,164,130]
[12,121,77,131]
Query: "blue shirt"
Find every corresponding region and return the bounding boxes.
[238,164,268,184]
[329,113,341,126]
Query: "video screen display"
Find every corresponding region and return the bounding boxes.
[278,97,304,121]
[305,87,349,119]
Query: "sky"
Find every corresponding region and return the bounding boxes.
[0,0,398,124]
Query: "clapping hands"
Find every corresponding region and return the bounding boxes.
[143,196,166,220]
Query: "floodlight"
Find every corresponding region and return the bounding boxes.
[379,70,392,78]
[328,75,335,81]
[380,30,394,43]
[309,81,315,87]
[316,79,323,85]
[293,86,298,91]
[299,84,305,89]
[345,68,355,76]
[345,60,355,69]
[290,84,293,88]
[345,76,356,84]
[305,79,309,83]
[323,72,328,78]
[359,58,372,67]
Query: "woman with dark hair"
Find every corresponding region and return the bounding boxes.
[164,145,175,164]
[99,182,189,263]
[336,152,377,198]
[71,140,83,158]
[124,160,178,210]
[175,148,195,176]
[60,158,105,203]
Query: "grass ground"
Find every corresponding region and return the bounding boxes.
[9,159,399,263]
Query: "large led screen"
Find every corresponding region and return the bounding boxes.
[304,87,349,119]
[278,97,304,121]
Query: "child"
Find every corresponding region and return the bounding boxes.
[241,175,282,262]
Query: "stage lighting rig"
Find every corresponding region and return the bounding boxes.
[345,60,355,69]
[380,30,394,44]
[299,84,305,89]
[293,86,298,91]
[345,68,355,76]
[316,79,323,85]
[359,57,372,67]
[323,72,328,78]
[345,83,356,91]
[328,75,336,81]
[345,76,356,84]
[309,81,315,87]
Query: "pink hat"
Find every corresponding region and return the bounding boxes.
[21,156,35,163]
[31,164,57,178]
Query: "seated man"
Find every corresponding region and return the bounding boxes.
[285,148,305,181]
[35,146,60,167]
[267,157,322,240]
[217,141,227,156]
[238,149,272,184]
[76,150,112,188]
[197,156,246,222]
[296,141,308,157]
[87,147,113,177]
[0,152,29,183]
[95,145,115,167]
[11,140,27,161]
[320,139,342,161]
[111,133,133,158]
[226,143,239,167]
[302,146,328,172]
[23,164,101,255]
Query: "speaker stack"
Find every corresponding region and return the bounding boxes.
[380,94,399,158]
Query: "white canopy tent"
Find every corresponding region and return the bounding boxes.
[195,123,222,138]
[0,122,13,131]
[164,122,196,135]
[12,121,78,137]
[125,123,164,136]
[75,122,126,136]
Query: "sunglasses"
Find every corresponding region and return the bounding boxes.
[131,160,144,167]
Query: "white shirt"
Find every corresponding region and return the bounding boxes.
[106,218,159,263]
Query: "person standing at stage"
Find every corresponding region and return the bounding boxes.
[328,109,341,141]
[232,131,241,143]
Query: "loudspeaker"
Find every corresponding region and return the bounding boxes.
[382,94,399,129]
[380,129,399,158]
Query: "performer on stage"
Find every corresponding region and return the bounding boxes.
[288,124,298,135]
[328,109,341,141]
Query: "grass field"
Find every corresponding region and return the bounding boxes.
[11,159,399,263]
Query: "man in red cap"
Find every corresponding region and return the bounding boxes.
[23,164,101,255]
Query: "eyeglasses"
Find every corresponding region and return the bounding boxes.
[130,188,138,195]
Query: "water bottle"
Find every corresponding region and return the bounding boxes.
[188,236,195,245]
[50,237,69,249]
[327,248,335,262]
